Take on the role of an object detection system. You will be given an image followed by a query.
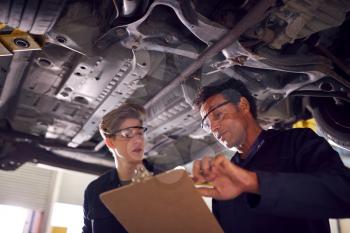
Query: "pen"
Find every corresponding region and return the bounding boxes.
[194,181,214,188]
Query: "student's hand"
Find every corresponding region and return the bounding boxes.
[193,155,259,200]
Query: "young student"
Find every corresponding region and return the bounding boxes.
[82,103,150,233]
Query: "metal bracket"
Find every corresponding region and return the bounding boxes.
[0,30,41,53]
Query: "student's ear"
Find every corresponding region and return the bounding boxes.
[238,97,250,115]
[105,137,115,149]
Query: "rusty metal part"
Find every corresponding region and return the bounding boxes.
[206,55,248,75]
[145,0,276,108]
[269,0,350,49]
[0,23,7,30]
[0,30,41,52]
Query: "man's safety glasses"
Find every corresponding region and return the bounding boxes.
[201,101,231,132]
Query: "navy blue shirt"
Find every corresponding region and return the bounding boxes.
[82,169,128,233]
[82,160,157,233]
[213,128,350,233]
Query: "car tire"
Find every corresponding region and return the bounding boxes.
[0,0,66,34]
[309,97,350,149]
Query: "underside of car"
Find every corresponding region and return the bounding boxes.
[0,0,349,174]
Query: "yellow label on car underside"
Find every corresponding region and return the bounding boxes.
[293,118,317,132]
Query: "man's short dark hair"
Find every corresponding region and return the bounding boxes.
[194,78,257,118]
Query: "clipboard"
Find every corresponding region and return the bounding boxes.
[100,169,224,233]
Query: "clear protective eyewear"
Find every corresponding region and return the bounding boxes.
[201,100,231,132]
[114,126,147,139]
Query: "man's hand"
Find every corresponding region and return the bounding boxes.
[193,155,259,200]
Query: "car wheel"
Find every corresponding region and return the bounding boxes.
[0,0,66,34]
[309,97,350,150]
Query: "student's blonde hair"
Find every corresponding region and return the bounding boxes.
[99,103,145,139]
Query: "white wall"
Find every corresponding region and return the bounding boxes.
[0,163,56,210]
[0,163,98,233]
[56,171,97,206]
[0,163,58,233]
